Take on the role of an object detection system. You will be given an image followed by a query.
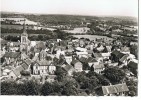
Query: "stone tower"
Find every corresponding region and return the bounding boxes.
[20,18,28,53]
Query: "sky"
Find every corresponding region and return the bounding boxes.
[0,0,138,17]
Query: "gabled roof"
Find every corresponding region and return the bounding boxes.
[106,46,112,52]
[59,40,67,47]
[11,42,20,46]
[71,59,81,65]
[12,66,24,77]
[79,57,88,63]
[23,58,32,65]
[119,54,129,62]
[117,52,125,59]
[111,50,121,56]
[63,64,74,72]
[120,46,130,52]
[21,53,29,59]
[111,50,125,59]
[57,58,66,66]
[36,60,51,66]
[93,53,102,58]
[21,63,29,70]
[87,50,93,54]
[87,57,97,63]
[93,63,105,69]
[0,39,7,45]
[102,83,129,95]
[128,61,138,68]
[36,41,46,50]
[4,52,20,58]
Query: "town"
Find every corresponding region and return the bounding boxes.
[0,14,138,96]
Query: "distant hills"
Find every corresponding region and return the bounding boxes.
[1,11,138,26]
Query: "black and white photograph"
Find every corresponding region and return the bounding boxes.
[0,0,139,97]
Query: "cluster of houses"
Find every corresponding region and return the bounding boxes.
[0,21,138,96]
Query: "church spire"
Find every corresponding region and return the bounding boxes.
[23,18,27,34]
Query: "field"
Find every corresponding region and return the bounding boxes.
[72,35,113,41]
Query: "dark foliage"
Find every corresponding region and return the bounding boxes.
[103,67,125,84]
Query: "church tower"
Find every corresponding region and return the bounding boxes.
[20,18,28,53]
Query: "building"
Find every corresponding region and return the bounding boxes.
[111,50,125,62]
[71,59,83,72]
[3,52,21,65]
[20,19,30,53]
[95,83,129,96]
[63,64,75,76]
[92,63,105,74]
[92,53,103,63]
[33,60,51,75]
[86,57,99,67]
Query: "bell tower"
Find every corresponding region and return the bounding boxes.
[20,18,28,52]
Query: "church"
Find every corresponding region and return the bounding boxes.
[20,19,30,54]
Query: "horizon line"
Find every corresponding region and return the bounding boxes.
[0,10,138,18]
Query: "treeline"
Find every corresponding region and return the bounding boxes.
[2,29,71,41]
[1,67,134,96]
[1,28,52,34]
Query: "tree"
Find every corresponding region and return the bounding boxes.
[55,66,67,81]
[38,35,43,40]
[20,70,31,76]
[17,81,39,95]
[1,81,18,95]
[0,57,5,64]
[46,56,52,61]
[130,45,138,59]
[1,80,40,95]
[125,79,137,96]
[40,82,54,95]
[103,67,125,84]
[61,80,79,96]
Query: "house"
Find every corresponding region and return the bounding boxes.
[127,61,138,76]
[35,41,46,50]
[111,50,125,62]
[22,58,32,71]
[9,66,24,79]
[103,46,112,53]
[48,63,56,75]
[95,83,129,96]
[79,56,88,63]
[3,52,21,65]
[87,50,94,56]
[65,56,72,64]
[56,49,65,59]
[92,53,103,63]
[92,63,105,74]
[33,60,51,75]
[46,75,56,83]
[101,53,111,59]
[71,59,83,72]
[75,47,87,52]
[21,53,29,60]
[96,45,105,52]
[72,41,79,47]
[108,62,118,67]
[63,64,75,76]
[0,38,7,47]
[39,49,47,60]
[76,51,88,58]
[7,42,20,52]
[2,68,11,76]
[120,46,130,54]
[119,54,130,65]
[79,39,85,47]
[86,57,99,67]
